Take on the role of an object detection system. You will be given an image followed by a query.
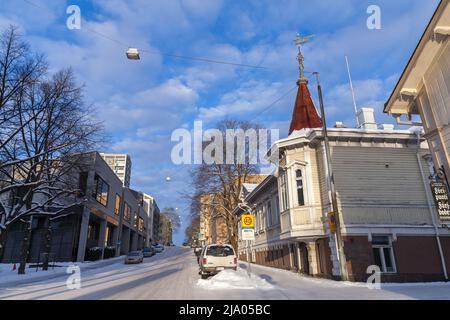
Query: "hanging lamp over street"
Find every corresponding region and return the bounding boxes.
[126,48,140,60]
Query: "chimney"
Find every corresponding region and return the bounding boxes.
[380,124,394,131]
[357,108,377,130]
[334,121,346,129]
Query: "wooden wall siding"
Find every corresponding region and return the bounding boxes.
[424,40,450,129]
[308,150,323,206]
[292,207,311,225]
[341,206,432,225]
[281,211,291,232]
[316,148,331,209]
[331,146,428,206]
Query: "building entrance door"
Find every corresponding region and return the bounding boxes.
[299,242,310,275]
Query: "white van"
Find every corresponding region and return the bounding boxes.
[199,244,237,279]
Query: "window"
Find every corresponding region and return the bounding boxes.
[206,245,235,257]
[275,197,280,224]
[138,217,144,232]
[87,223,99,241]
[93,174,109,207]
[372,236,396,273]
[279,171,289,211]
[78,172,88,196]
[267,201,272,227]
[124,202,131,221]
[114,194,121,215]
[296,169,305,206]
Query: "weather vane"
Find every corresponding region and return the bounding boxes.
[294,33,314,81]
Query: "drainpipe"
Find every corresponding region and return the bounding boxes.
[415,130,448,281]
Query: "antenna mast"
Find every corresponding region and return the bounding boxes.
[345,55,360,128]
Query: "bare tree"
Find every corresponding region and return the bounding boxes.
[161,207,181,232]
[0,25,46,153]
[184,216,200,245]
[190,119,261,250]
[0,26,103,273]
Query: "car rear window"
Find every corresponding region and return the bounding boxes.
[206,246,234,257]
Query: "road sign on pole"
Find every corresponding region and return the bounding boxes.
[241,228,255,241]
[241,214,255,228]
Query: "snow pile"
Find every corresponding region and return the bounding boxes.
[197,268,274,290]
[0,256,125,285]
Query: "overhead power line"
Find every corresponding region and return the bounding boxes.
[20,0,267,70]
[253,85,297,120]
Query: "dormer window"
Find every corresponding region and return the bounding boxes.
[296,169,305,206]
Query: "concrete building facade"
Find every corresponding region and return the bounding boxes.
[0,152,153,263]
[100,153,132,188]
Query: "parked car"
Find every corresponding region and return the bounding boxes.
[153,244,164,253]
[125,251,144,264]
[142,247,155,257]
[199,244,237,279]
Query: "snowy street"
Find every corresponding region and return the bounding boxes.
[0,246,449,300]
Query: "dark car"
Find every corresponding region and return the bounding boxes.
[142,247,155,257]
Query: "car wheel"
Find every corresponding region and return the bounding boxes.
[201,274,208,280]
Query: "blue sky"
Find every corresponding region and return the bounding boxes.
[0,0,440,243]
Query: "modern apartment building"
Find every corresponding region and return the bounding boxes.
[100,153,132,188]
[0,152,150,263]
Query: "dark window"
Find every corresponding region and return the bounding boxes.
[296,169,305,206]
[124,202,131,221]
[206,246,235,257]
[78,172,88,196]
[92,174,109,207]
[87,223,100,240]
[372,235,396,273]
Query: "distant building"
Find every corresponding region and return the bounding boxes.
[198,175,267,246]
[141,193,159,246]
[152,204,160,244]
[100,154,132,188]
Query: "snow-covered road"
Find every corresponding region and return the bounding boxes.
[0,246,449,300]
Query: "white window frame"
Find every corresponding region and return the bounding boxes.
[279,170,289,212]
[372,236,397,274]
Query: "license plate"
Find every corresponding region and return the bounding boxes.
[216,267,224,271]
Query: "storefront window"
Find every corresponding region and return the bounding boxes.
[372,235,396,273]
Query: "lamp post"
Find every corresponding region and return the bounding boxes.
[313,72,349,281]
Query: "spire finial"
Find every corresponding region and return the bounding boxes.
[294,33,314,83]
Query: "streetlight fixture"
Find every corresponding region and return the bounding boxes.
[126,48,140,60]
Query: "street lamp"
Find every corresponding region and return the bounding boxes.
[126,48,140,60]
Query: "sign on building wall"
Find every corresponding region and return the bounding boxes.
[430,181,450,222]
[328,212,337,233]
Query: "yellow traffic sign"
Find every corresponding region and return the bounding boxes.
[328,212,337,233]
[241,214,255,228]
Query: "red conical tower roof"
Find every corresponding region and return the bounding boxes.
[288,79,323,135]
